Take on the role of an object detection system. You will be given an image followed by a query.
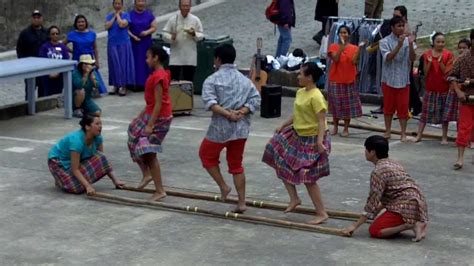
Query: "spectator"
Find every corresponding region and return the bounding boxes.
[379,16,416,142]
[129,0,157,91]
[313,0,338,45]
[163,0,204,82]
[105,0,135,96]
[275,0,295,57]
[38,26,70,96]
[327,26,363,137]
[65,15,108,96]
[72,55,102,118]
[16,10,48,98]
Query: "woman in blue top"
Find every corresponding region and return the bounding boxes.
[65,15,108,95]
[48,115,124,195]
[105,0,135,96]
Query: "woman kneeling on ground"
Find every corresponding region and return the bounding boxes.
[72,55,102,118]
[342,135,428,242]
[48,115,124,195]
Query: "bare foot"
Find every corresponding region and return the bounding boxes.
[284,198,302,213]
[384,132,391,140]
[307,213,329,225]
[409,136,422,143]
[440,139,448,145]
[149,192,167,201]
[232,205,247,214]
[412,222,427,242]
[220,186,232,202]
[340,131,349,137]
[453,161,463,170]
[137,176,152,189]
[400,135,409,142]
[331,127,338,136]
[114,180,125,189]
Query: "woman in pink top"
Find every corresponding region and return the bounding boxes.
[127,45,173,201]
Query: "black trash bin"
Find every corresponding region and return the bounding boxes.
[260,85,282,118]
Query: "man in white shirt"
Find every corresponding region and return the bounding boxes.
[163,0,204,82]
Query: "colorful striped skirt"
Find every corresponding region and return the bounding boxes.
[48,152,112,194]
[327,82,363,119]
[262,127,331,184]
[420,91,448,124]
[127,114,172,162]
[442,89,459,122]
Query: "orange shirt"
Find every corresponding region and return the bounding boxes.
[144,69,172,117]
[328,43,358,84]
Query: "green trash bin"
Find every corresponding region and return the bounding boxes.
[194,35,233,94]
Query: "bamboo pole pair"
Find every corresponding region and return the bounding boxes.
[89,192,348,237]
[329,121,456,142]
[122,185,362,220]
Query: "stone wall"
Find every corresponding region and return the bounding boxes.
[1,0,205,52]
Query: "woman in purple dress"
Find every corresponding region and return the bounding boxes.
[129,0,157,91]
[105,0,135,96]
[39,26,70,96]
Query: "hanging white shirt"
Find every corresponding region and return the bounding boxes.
[162,13,204,66]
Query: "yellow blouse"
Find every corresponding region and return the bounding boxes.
[293,88,328,136]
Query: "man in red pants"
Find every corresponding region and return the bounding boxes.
[449,29,474,170]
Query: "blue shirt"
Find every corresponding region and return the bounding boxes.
[67,30,97,61]
[202,64,261,143]
[379,33,411,88]
[48,130,103,170]
[106,12,131,45]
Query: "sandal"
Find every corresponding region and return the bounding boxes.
[118,87,127,96]
[453,162,463,170]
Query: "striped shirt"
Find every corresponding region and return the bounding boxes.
[379,33,411,88]
[202,64,261,143]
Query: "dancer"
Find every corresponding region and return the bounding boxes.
[413,32,454,144]
[262,62,330,225]
[199,44,260,213]
[449,29,474,170]
[327,25,363,137]
[127,46,172,200]
[342,135,428,241]
[48,115,124,195]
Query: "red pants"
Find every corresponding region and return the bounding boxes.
[369,211,405,238]
[456,104,474,147]
[199,138,247,174]
[382,83,410,119]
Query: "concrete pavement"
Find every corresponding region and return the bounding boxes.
[0,93,472,265]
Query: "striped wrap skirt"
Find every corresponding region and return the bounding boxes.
[442,89,459,122]
[127,114,172,162]
[48,152,111,194]
[262,127,331,184]
[327,82,363,119]
[420,91,448,124]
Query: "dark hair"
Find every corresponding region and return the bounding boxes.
[458,38,472,48]
[74,15,88,30]
[214,44,236,64]
[48,25,60,35]
[364,135,389,159]
[394,5,408,19]
[431,32,445,47]
[337,25,351,35]
[79,115,98,131]
[301,62,324,83]
[112,0,124,5]
[148,45,170,68]
[470,29,474,42]
[389,16,405,27]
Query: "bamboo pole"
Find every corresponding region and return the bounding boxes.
[328,121,456,142]
[122,185,362,220]
[89,192,348,237]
